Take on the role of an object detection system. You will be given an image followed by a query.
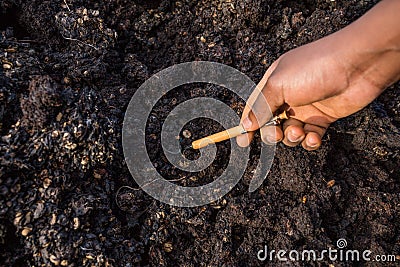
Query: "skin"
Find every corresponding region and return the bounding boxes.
[237,0,400,150]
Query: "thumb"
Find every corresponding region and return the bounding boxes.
[242,78,282,131]
[242,59,284,132]
[236,59,282,147]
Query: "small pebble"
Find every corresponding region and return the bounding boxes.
[43,178,51,189]
[261,58,267,65]
[21,227,32,236]
[93,170,102,179]
[182,130,191,138]
[64,142,77,150]
[327,180,335,187]
[51,130,60,138]
[163,242,173,252]
[81,156,89,165]
[5,48,16,53]
[63,77,71,84]
[2,63,11,69]
[56,113,63,122]
[73,217,80,229]
[148,37,156,44]
[50,255,60,265]
[50,214,57,225]
[86,253,95,260]
[14,212,23,225]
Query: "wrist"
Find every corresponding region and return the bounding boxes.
[332,0,400,89]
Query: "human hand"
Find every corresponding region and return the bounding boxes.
[237,0,400,150]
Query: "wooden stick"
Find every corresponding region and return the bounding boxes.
[192,125,246,149]
[191,110,289,150]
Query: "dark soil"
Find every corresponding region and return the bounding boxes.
[1,0,399,266]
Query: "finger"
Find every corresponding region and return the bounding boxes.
[302,132,322,151]
[301,123,327,150]
[260,125,283,145]
[282,118,305,147]
[236,131,254,147]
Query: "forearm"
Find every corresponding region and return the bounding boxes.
[333,0,400,89]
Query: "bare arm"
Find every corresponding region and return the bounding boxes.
[237,0,400,150]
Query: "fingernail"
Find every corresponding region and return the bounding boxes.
[307,141,319,148]
[288,131,302,143]
[306,136,319,148]
[308,143,318,148]
[242,117,252,130]
[266,135,279,144]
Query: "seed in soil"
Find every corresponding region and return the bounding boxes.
[3,63,12,69]
[163,242,173,252]
[21,227,32,236]
[73,217,80,229]
[50,255,60,265]
[327,180,335,187]
[182,129,192,138]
